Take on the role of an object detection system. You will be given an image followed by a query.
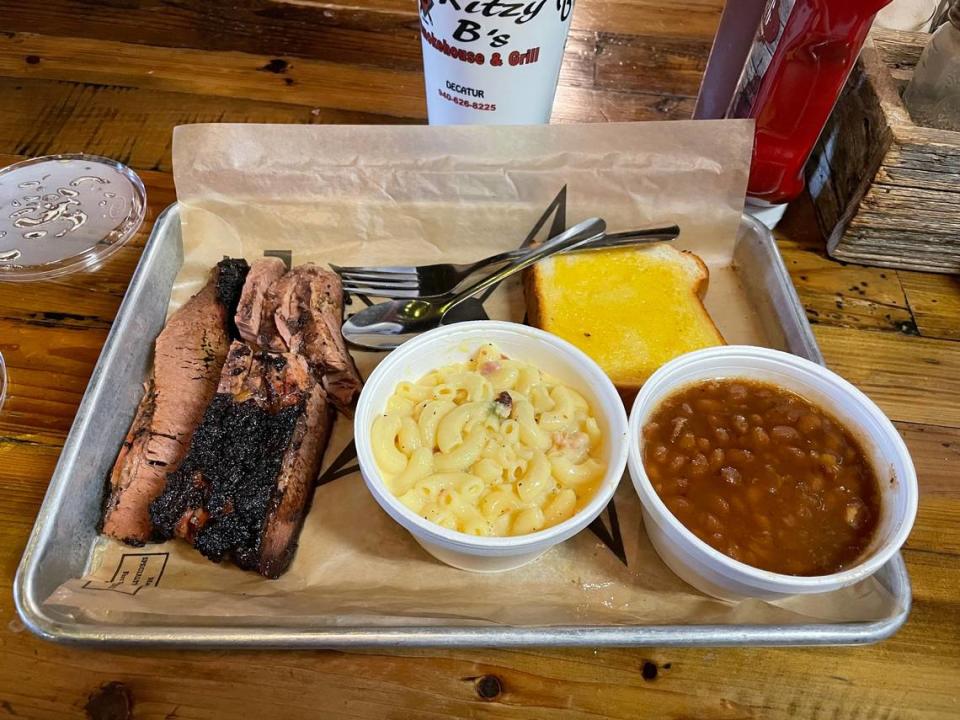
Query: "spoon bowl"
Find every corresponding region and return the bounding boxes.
[342,218,606,350]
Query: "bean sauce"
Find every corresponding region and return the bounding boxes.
[642,379,881,576]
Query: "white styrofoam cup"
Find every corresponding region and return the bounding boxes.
[628,345,918,600]
[355,321,629,572]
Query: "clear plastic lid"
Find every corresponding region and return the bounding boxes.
[0,154,146,282]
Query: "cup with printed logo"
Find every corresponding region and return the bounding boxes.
[418,0,576,124]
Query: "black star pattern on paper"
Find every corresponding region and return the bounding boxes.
[320,186,629,566]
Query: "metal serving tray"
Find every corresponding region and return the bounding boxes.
[14,204,911,648]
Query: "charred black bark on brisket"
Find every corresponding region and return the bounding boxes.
[129,259,352,578]
[149,341,333,578]
[150,393,302,569]
[216,258,252,341]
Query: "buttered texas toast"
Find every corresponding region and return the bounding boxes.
[524,244,724,401]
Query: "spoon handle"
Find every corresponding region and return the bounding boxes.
[468,223,680,271]
[577,224,681,251]
[440,217,606,315]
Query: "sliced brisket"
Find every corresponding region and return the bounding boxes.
[149,341,334,578]
[106,257,356,576]
[250,264,363,413]
[235,257,287,348]
[101,259,249,545]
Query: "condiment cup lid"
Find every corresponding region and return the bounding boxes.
[0,154,146,282]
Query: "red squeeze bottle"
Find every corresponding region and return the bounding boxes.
[729,0,892,205]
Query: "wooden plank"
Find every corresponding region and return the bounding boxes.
[0,0,425,66]
[575,0,723,39]
[0,32,428,120]
[552,84,695,123]
[899,423,960,497]
[777,196,916,333]
[0,319,109,441]
[0,77,340,171]
[855,183,960,230]
[0,3,598,90]
[0,0,724,60]
[0,74,414,170]
[900,271,960,340]
[0,27,707,129]
[595,32,710,98]
[558,30,598,89]
[874,161,960,195]
[781,241,915,333]
[838,179,960,274]
[0,245,140,329]
[889,67,913,86]
[0,4,629,97]
[814,324,960,428]
[873,28,926,70]
[350,0,727,39]
[897,423,960,555]
[0,549,957,720]
[806,47,895,259]
[0,439,62,534]
[807,30,960,275]
[908,502,960,557]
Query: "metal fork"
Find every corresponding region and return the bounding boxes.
[341,218,606,350]
[332,224,679,299]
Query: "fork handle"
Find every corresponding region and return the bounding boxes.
[441,218,606,315]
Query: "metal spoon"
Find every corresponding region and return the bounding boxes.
[342,217,606,350]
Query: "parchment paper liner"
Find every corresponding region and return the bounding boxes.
[46,122,897,627]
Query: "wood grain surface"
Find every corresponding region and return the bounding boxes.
[808,30,960,275]
[0,2,958,718]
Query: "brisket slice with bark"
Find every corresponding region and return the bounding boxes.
[101,258,249,545]
[253,263,363,413]
[235,257,287,348]
[149,341,334,578]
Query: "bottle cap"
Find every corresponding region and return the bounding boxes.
[0,154,146,282]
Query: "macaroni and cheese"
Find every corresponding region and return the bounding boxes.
[372,344,606,536]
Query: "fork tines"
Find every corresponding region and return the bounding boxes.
[332,264,423,298]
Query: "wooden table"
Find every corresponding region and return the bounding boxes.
[1,2,958,718]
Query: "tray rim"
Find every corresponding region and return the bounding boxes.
[14,202,911,648]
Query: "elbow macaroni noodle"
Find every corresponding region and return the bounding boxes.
[371,344,606,536]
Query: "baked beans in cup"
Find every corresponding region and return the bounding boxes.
[627,346,918,600]
[642,379,880,576]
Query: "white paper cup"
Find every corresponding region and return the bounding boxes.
[418,0,575,124]
[355,321,629,572]
[627,346,918,600]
